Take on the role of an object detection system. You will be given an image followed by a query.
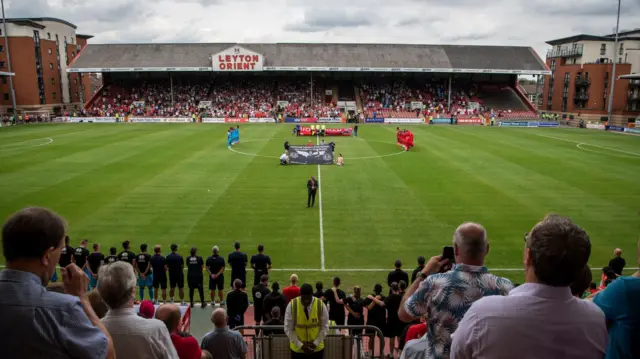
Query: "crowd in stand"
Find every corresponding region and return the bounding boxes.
[2,207,638,359]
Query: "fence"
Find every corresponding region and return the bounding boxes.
[233,325,385,359]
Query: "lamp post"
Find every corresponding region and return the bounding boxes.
[1,0,17,117]
[607,0,621,124]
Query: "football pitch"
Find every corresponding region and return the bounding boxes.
[1,123,639,290]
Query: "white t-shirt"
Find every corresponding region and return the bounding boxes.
[280,153,288,161]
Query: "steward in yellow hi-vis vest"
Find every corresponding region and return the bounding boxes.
[285,283,328,359]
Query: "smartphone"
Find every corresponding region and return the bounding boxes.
[442,246,455,264]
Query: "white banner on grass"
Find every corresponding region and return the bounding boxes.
[586,123,605,130]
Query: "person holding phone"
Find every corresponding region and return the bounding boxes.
[398,222,513,359]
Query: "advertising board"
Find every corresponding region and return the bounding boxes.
[201,118,226,123]
[384,118,424,124]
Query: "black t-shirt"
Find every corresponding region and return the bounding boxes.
[411,265,424,283]
[166,253,184,274]
[363,294,386,325]
[206,255,225,276]
[226,290,249,318]
[187,255,204,277]
[608,257,626,275]
[323,288,347,321]
[105,255,118,264]
[87,253,104,274]
[135,253,151,274]
[74,247,90,268]
[384,293,402,323]
[150,254,166,277]
[228,251,248,276]
[252,283,271,311]
[313,290,325,300]
[118,250,136,265]
[345,296,365,324]
[59,245,74,267]
[387,269,409,287]
[251,254,271,274]
[263,292,287,321]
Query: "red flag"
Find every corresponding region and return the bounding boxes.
[179,306,191,333]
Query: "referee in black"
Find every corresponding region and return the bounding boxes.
[307,176,318,208]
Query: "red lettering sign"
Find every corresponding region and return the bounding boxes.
[215,49,262,71]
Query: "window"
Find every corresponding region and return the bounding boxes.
[564,72,570,83]
[0,45,3,52]
[76,92,79,98]
[49,63,53,69]
[1,77,6,84]
[47,32,51,39]
[600,43,607,56]
[52,92,56,100]
[51,78,55,84]
[48,48,52,54]
[3,93,8,101]
[71,37,74,44]
[0,61,4,68]
[619,43,624,55]
[71,52,75,57]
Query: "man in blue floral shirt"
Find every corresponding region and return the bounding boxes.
[399,223,513,359]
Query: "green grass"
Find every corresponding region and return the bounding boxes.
[1,123,639,295]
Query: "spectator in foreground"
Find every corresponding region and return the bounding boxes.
[201,308,248,359]
[88,289,109,319]
[263,281,287,322]
[284,283,329,359]
[450,215,607,359]
[226,279,249,330]
[388,259,409,290]
[156,303,203,359]
[570,265,593,298]
[410,256,425,283]
[0,207,115,359]
[283,273,301,303]
[98,261,179,359]
[592,238,640,359]
[608,248,626,276]
[263,306,285,336]
[139,299,156,319]
[399,222,512,359]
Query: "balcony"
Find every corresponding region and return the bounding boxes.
[629,79,640,89]
[547,44,584,58]
[628,92,640,101]
[575,77,591,87]
[574,92,589,101]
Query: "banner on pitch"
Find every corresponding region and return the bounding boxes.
[586,124,605,130]
[318,117,342,123]
[226,118,248,123]
[624,128,640,134]
[288,145,334,165]
[202,118,225,123]
[456,118,483,125]
[249,118,275,123]
[429,118,452,124]
[299,127,352,136]
[384,118,424,124]
[365,118,385,123]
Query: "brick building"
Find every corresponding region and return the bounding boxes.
[542,29,640,124]
[0,17,93,115]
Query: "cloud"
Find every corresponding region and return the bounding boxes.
[3,0,639,61]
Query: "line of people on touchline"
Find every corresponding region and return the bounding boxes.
[55,237,272,307]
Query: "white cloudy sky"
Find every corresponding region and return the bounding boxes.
[5,0,640,59]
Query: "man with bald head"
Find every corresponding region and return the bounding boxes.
[399,222,512,359]
[201,308,248,359]
[156,304,202,359]
[608,248,626,277]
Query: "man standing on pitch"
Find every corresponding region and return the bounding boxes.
[307,176,318,208]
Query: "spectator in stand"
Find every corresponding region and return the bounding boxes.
[106,247,118,264]
[399,222,513,359]
[226,279,249,330]
[402,320,426,349]
[570,265,593,298]
[167,243,186,305]
[138,299,156,319]
[385,282,404,356]
[592,238,640,359]
[88,289,109,319]
[263,281,287,322]
[284,274,301,303]
[388,259,409,290]
[0,207,115,359]
[450,215,606,359]
[251,244,272,286]
[313,281,324,300]
[608,248,626,277]
[253,275,271,327]
[88,243,105,290]
[263,306,285,336]
[344,286,365,335]
[117,240,136,266]
[324,276,347,325]
[59,235,74,268]
[156,303,203,359]
[228,241,248,289]
[151,244,168,304]
[206,246,225,305]
[364,283,386,356]
[201,308,248,359]
[187,247,206,308]
[98,261,178,359]
[410,256,425,283]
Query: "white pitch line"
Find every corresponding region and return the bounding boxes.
[533,132,640,157]
[316,135,326,271]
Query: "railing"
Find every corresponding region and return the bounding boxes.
[575,77,591,86]
[574,93,589,101]
[547,44,584,58]
[233,325,385,359]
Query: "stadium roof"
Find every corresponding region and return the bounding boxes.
[69,43,550,75]
[0,17,77,29]
[620,73,640,79]
[546,29,640,45]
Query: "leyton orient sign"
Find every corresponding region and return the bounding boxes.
[212,46,263,71]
